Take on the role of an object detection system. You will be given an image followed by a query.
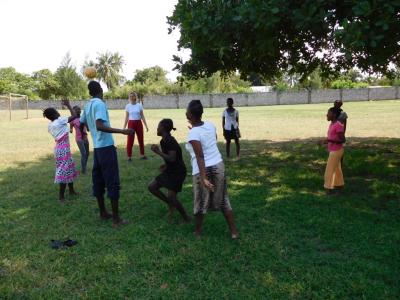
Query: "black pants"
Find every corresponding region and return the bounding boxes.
[92,146,120,199]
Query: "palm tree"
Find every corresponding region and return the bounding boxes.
[95,52,124,89]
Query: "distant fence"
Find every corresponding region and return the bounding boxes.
[1,87,399,111]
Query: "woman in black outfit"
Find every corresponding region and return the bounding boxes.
[148,119,190,223]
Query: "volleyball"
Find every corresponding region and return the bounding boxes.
[84,67,97,79]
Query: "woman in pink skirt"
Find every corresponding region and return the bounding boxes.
[43,99,79,203]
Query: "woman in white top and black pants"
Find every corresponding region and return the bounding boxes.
[186,100,238,239]
[123,92,149,160]
[222,97,240,159]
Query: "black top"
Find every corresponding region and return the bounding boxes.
[160,135,186,175]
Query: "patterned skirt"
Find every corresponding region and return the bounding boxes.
[54,134,78,184]
[193,161,232,215]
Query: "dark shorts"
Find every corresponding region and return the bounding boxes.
[155,171,186,193]
[92,145,120,200]
[224,126,240,140]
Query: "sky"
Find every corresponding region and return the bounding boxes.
[0,0,188,81]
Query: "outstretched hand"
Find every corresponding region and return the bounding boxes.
[123,128,135,136]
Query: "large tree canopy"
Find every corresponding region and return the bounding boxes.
[168,0,400,80]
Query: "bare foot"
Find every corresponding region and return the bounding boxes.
[112,219,129,228]
[59,198,66,204]
[231,233,239,240]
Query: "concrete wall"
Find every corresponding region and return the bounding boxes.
[311,89,341,103]
[2,87,399,111]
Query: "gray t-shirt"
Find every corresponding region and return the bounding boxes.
[338,111,348,123]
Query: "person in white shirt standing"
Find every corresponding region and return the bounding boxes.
[123,92,149,161]
[222,97,241,160]
[186,100,238,239]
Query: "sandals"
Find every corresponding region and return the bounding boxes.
[50,239,78,249]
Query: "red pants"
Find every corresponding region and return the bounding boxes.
[127,120,145,157]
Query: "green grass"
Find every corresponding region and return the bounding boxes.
[0,101,400,299]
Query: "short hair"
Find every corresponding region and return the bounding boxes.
[88,81,103,97]
[43,107,58,120]
[227,97,234,104]
[329,107,342,119]
[187,100,203,119]
[160,118,176,132]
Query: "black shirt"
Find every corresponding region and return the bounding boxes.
[160,135,186,175]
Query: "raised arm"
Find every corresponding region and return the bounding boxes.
[189,140,214,191]
[61,99,77,123]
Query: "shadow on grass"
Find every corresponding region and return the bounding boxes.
[0,137,399,299]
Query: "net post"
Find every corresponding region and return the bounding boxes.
[9,93,12,121]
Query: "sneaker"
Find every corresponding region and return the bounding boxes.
[140,156,148,160]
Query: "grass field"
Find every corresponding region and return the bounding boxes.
[0,101,399,299]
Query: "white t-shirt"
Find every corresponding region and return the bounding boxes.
[125,103,143,120]
[222,109,239,130]
[48,117,69,140]
[185,121,223,175]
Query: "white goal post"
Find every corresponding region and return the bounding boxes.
[0,93,29,120]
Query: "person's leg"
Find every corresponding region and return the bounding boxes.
[148,180,176,222]
[101,146,127,227]
[126,120,135,160]
[333,149,345,188]
[234,138,240,159]
[76,140,86,173]
[148,180,169,204]
[223,210,238,239]
[226,139,231,157]
[136,121,145,158]
[59,183,66,202]
[92,149,110,218]
[82,140,89,173]
[168,190,191,223]
[194,214,204,237]
[324,150,341,194]
[68,182,77,195]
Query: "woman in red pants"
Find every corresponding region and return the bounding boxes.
[123,92,149,161]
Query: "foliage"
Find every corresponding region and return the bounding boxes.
[168,0,400,80]
[330,79,369,89]
[32,69,60,100]
[131,66,169,85]
[0,67,38,99]
[54,53,88,99]
[95,52,125,90]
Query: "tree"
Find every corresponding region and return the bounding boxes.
[32,69,60,100]
[132,66,168,85]
[168,1,400,80]
[96,51,124,89]
[55,53,88,99]
[0,67,38,99]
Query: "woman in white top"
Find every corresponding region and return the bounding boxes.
[123,92,149,161]
[222,97,240,160]
[186,100,238,239]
